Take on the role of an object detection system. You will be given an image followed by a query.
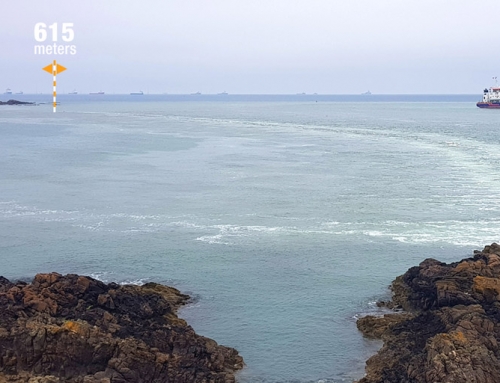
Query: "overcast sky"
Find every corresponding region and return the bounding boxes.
[1,0,498,94]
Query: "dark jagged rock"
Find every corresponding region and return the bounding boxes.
[356,243,500,383]
[0,100,34,105]
[0,273,243,383]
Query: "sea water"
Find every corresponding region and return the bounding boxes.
[1,95,499,382]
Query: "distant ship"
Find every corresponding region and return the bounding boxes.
[68,90,78,95]
[130,91,144,95]
[361,91,372,95]
[90,91,105,95]
[15,91,23,95]
[217,91,228,95]
[4,88,12,95]
[190,92,201,95]
[477,83,500,108]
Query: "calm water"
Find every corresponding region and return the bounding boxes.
[1,95,499,382]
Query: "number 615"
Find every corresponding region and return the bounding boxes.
[34,23,74,42]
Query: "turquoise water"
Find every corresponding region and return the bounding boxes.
[1,97,499,382]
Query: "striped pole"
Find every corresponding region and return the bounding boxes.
[53,60,57,113]
[42,61,66,113]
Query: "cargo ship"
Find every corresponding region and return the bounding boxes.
[477,83,500,108]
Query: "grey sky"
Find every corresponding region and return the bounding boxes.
[1,0,498,94]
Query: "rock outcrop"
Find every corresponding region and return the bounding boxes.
[0,100,34,105]
[356,243,500,383]
[0,273,243,383]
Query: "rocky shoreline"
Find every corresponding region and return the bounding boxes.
[356,243,500,383]
[5,244,500,383]
[0,273,243,383]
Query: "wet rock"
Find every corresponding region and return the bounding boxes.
[0,273,243,382]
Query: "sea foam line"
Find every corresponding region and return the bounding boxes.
[2,201,499,247]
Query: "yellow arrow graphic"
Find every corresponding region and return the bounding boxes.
[42,63,67,75]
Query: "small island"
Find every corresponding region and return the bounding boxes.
[0,99,35,105]
[0,273,243,382]
[357,243,500,383]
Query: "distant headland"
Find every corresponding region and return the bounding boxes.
[0,99,35,105]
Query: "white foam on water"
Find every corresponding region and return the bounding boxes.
[88,271,112,282]
[0,202,80,221]
[321,221,341,226]
[191,219,500,247]
[195,234,230,245]
[170,221,207,229]
[2,200,498,247]
[119,278,148,286]
[88,271,148,286]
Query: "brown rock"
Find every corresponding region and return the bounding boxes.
[357,313,414,339]
[357,243,500,383]
[0,273,243,383]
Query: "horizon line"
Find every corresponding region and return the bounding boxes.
[1,93,481,96]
